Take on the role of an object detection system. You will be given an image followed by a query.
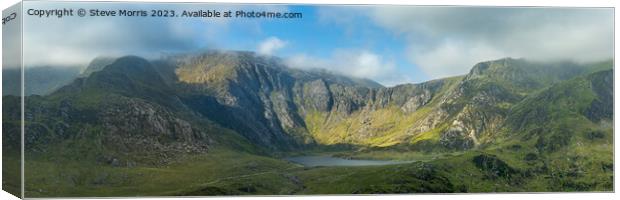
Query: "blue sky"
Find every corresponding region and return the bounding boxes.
[206,5,426,85]
[22,2,614,86]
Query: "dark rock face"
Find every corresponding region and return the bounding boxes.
[162,51,446,149]
[162,52,469,149]
[89,57,212,156]
[371,80,443,113]
[168,52,312,150]
[12,51,613,156]
[302,79,333,112]
[14,56,215,166]
[100,97,210,154]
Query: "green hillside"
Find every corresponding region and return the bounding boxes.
[2,51,613,197]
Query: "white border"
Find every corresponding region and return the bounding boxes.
[0,0,618,200]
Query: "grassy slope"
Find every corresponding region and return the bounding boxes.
[2,151,21,197]
[12,127,613,196]
[304,76,463,148]
[8,61,613,196]
[20,147,300,197]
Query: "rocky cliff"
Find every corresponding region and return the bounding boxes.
[10,51,613,160]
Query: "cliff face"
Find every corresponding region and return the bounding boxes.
[12,51,613,158]
[158,51,457,149]
[156,52,611,151]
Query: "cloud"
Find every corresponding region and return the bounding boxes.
[2,5,22,68]
[257,37,287,56]
[411,41,506,78]
[368,7,614,78]
[24,18,201,66]
[22,3,210,67]
[20,2,290,67]
[285,49,409,86]
[19,3,613,85]
[335,50,391,79]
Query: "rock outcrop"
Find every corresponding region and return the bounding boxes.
[14,51,613,156]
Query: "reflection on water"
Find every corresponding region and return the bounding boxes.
[285,155,413,167]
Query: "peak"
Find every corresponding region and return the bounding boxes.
[166,50,273,65]
[468,57,528,77]
[88,56,117,65]
[477,57,525,66]
[82,55,170,96]
[167,50,284,72]
[98,56,159,80]
[81,56,155,78]
[497,57,523,62]
[112,56,151,66]
[80,56,117,77]
[165,50,249,58]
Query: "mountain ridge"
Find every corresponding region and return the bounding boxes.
[3,51,613,195]
[8,51,613,154]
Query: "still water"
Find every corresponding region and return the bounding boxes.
[285,155,413,167]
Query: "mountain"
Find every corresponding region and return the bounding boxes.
[159,51,387,150]
[2,66,82,96]
[3,51,613,196]
[18,57,215,166]
[504,68,613,152]
[79,56,117,78]
[13,52,613,154]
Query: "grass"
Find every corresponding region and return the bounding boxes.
[18,133,613,197]
[410,124,447,144]
[2,151,21,198]
[22,148,300,197]
[6,59,613,196]
[304,105,440,147]
[12,130,614,198]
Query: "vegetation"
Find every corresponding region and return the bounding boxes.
[1,53,613,197]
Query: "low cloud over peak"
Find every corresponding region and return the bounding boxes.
[257,37,288,56]
[368,6,613,78]
[20,3,612,85]
[285,49,409,86]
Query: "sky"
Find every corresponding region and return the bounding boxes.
[21,2,614,86]
[2,3,21,70]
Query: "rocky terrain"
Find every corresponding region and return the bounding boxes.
[7,51,613,157]
[1,50,613,196]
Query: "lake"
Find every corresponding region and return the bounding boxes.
[285,155,413,167]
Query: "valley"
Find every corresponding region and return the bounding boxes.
[1,51,613,196]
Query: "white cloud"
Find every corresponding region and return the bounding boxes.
[2,4,22,68]
[335,50,391,79]
[285,54,327,70]
[257,37,287,56]
[285,49,409,86]
[367,7,614,78]
[411,41,506,78]
[22,3,209,67]
[20,2,290,67]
